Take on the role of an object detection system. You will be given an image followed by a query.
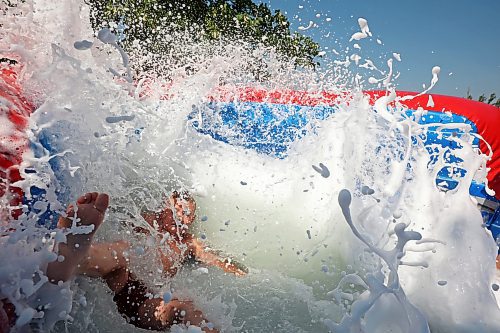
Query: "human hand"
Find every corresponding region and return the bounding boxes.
[222,258,248,276]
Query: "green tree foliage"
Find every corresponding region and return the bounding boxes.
[466,89,500,108]
[86,0,320,73]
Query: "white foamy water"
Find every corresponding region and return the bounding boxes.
[1,1,499,332]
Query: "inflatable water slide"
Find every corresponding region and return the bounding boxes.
[1,60,499,244]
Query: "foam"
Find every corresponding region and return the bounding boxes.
[0,1,499,332]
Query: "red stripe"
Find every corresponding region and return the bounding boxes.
[0,62,34,218]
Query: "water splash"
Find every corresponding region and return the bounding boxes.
[325,188,429,332]
[0,1,499,333]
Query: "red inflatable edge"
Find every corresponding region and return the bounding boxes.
[0,62,34,219]
[1,65,499,209]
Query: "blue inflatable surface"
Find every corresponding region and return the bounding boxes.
[191,101,500,242]
[34,100,500,242]
[191,102,334,158]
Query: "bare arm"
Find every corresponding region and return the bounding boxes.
[190,239,248,276]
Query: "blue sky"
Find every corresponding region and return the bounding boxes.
[259,0,500,98]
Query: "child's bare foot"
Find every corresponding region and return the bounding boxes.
[47,192,109,283]
[57,192,109,230]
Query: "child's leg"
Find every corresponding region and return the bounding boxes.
[76,241,130,292]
